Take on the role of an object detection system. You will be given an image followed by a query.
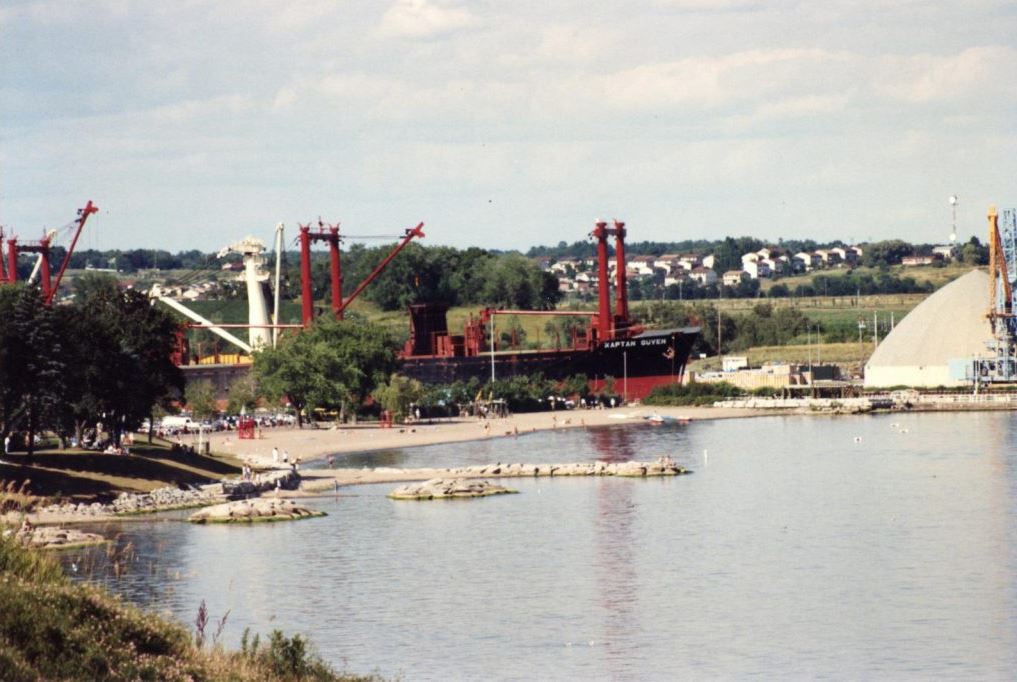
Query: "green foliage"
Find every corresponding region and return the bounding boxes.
[65,275,184,442]
[226,375,259,415]
[333,243,560,311]
[959,236,989,265]
[560,374,590,397]
[543,316,587,348]
[727,304,811,351]
[498,315,527,347]
[862,239,913,267]
[485,374,557,413]
[185,381,218,420]
[796,271,932,298]
[372,374,425,422]
[477,253,562,310]
[0,536,375,681]
[643,381,745,406]
[254,318,398,425]
[0,278,183,451]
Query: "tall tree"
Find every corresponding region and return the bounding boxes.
[254,318,398,425]
[14,289,67,458]
[62,274,184,445]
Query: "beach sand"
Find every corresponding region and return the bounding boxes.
[210,405,785,488]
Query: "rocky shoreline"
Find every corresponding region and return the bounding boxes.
[307,458,693,490]
[26,469,302,524]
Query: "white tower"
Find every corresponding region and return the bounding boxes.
[218,237,271,350]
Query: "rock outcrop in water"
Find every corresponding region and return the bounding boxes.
[436,458,691,479]
[4,524,106,549]
[388,478,518,500]
[188,498,325,523]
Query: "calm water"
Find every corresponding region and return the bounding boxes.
[67,413,1017,680]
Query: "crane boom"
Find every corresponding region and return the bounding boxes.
[149,286,254,354]
[46,200,98,304]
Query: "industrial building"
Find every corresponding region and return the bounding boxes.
[864,269,991,388]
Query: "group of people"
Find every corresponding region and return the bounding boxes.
[270,446,302,471]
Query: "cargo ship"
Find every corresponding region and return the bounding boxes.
[397,221,700,399]
[172,219,699,400]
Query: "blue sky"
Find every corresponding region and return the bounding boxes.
[2,0,1016,252]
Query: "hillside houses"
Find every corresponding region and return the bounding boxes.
[539,242,867,297]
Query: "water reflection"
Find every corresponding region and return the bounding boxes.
[61,412,1017,680]
[593,478,639,679]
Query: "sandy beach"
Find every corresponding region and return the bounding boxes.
[208,405,785,488]
[212,405,770,464]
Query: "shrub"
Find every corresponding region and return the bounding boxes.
[643,381,745,406]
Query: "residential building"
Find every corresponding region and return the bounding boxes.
[689,266,718,286]
[815,249,841,266]
[932,245,956,260]
[742,260,771,279]
[723,270,748,286]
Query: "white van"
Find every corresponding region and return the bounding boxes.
[161,416,195,429]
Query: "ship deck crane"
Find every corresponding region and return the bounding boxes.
[297,220,425,325]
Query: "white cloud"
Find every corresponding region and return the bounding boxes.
[596,49,845,110]
[377,0,478,39]
[874,46,1017,103]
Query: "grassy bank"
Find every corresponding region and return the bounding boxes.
[0,441,241,504]
[0,535,377,681]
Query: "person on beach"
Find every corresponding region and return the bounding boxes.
[282,450,289,464]
[272,446,279,464]
[327,455,335,469]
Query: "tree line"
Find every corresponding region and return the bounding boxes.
[0,276,183,456]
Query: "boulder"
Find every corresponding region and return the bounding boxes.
[388,478,519,501]
[189,498,326,524]
[10,525,106,550]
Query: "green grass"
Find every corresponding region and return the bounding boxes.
[757,262,974,292]
[0,442,241,502]
[0,535,380,681]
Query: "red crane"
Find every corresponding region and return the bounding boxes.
[1,200,98,304]
[298,220,425,326]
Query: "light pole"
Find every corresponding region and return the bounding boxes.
[489,313,495,384]
[857,318,866,365]
[949,194,958,244]
[807,326,812,373]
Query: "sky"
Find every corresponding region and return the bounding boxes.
[2,0,1016,253]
